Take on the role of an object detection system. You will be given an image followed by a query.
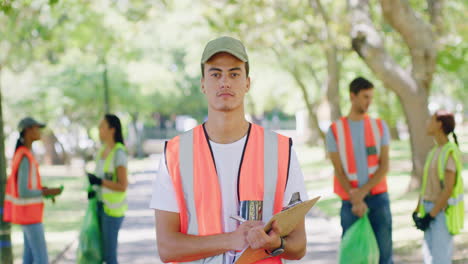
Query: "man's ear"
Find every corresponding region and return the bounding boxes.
[201,78,206,94]
[245,76,251,93]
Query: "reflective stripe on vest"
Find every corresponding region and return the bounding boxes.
[4,195,43,205]
[331,116,387,200]
[419,142,464,235]
[3,146,44,225]
[448,193,464,206]
[166,124,290,264]
[98,143,128,217]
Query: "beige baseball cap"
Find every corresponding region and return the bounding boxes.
[201,36,249,64]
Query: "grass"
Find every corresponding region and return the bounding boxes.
[10,158,157,263]
[301,123,468,263]
[9,124,468,262]
[11,174,87,263]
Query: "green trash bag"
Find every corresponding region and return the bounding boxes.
[338,213,379,264]
[77,190,102,264]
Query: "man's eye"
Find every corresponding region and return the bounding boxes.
[231,73,239,77]
[212,73,220,77]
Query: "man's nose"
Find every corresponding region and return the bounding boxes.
[219,75,230,88]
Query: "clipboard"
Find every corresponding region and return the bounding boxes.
[234,196,320,264]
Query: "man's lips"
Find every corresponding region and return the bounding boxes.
[217,92,234,97]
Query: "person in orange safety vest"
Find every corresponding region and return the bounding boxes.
[326,77,393,264]
[4,117,62,264]
[149,36,309,264]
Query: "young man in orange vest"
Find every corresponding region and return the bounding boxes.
[150,36,309,263]
[327,77,393,264]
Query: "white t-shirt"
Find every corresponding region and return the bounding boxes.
[150,136,308,264]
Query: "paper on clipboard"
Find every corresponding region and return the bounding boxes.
[234,196,320,264]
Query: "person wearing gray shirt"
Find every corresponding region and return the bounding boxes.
[87,114,128,264]
[4,117,62,264]
[327,77,393,264]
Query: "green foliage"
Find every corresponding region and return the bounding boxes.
[1,0,467,146]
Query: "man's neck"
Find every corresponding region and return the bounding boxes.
[347,108,366,121]
[204,109,249,144]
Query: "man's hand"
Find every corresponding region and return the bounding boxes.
[351,201,368,218]
[230,221,263,251]
[349,188,366,205]
[247,220,282,251]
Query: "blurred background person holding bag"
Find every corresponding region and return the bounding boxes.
[87,114,128,264]
[3,117,62,264]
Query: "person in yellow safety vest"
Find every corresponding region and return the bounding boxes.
[413,110,464,264]
[87,114,128,264]
[150,36,309,264]
[3,117,62,264]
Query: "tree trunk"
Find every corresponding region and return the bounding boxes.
[130,112,144,158]
[311,0,343,121]
[42,131,67,165]
[0,66,14,264]
[325,47,342,121]
[307,107,325,148]
[291,68,326,147]
[272,48,326,147]
[102,57,110,114]
[348,0,436,190]
[389,125,400,141]
[427,0,444,35]
[400,94,432,190]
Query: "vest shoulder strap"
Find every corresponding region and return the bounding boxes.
[101,143,127,180]
[437,143,462,184]
[420,146,438,197]
[11,147,34,176]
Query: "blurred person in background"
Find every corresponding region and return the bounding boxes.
[3,117,63,264]
[327,77,393,264]
[87,114,128,264]
[413,110,464,264]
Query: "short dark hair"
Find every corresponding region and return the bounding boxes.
[349,77,374,94]
[201,61,250,78]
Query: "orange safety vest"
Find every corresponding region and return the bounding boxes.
[165,123,291,264]
[4,146,44,225]
[331,115,387,200]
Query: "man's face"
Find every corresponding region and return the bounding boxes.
[350,88,374,114]
[201,52,250,112]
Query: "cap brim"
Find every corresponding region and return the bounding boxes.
[202,48,248,64]
[32,122,46,129]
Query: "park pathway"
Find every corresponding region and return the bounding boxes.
[55,155,341,264]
